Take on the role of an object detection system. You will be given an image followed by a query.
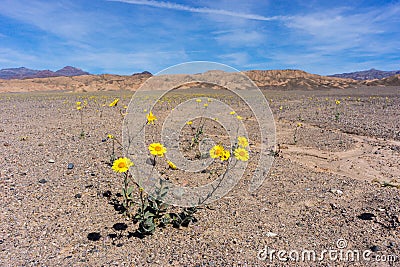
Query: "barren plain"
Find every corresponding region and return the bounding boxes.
[1,86,399,266]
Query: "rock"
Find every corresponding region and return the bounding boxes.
[74,193,81,198]
[38,179,47,184]
[48,159,55,163]
[370,245,380,252]
[265,232,278,237]
[67,163,74,169]
[87,232,101,241]
[146,157,156,166]
[357,213,376,220]
[330,189,343,195]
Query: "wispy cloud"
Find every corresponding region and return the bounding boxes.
[108,0,283,21]
[218,52,250,66]
[214,30,266,47]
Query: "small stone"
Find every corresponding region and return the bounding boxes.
[146,157,156,166]
[67,163,74,169]
[87,232,101,241]
[265,232,278,237]
[39,179,47,184]
[330,189,343,195]
[75,193,82,199]
[358,213,375,220]
[370,245,380,252]
[48,159,55,163]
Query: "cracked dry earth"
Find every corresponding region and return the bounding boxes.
[1,87,400,267]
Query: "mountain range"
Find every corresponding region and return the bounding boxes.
[1,66,400,81]
[0,66,399,93]
[328,68,400,80]
[0,66,89,80]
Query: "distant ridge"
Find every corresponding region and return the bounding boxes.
[1,68,399,93]
[329,68,400,80]
[0,66,89,79]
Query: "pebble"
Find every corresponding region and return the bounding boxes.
[48,159,55,163]
[75,193,82,199]
[358,213,376,220]
[265,232,278,237]
[370,245,380,252]
[67,163,74,169]
[87,232,101,241]
[38,179,47,184]
[330,189,343,195]
[146,157,156,166]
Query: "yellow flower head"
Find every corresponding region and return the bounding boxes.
[76,101,82,106]
[107,134,114,139]
[229,111,236,115]
[186,121,193,125]
[335,100,341,105]
[220,150,230,161]
[112,157,134,173]
[146,111,157,124]
[149,143,167,157]
[196,99,202,103]
[209,145,225,159]
[237,136,249,148]
[76,106,82,110]
[234,148,249,161]
[109,98,119,107]
[236,115,243,120]
[207,98,212,102]
[297,122,303,127]
[167,160,177,170]
[204,103,208,107]
[279,106,283,110]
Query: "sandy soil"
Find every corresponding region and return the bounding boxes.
[1,87,399,266]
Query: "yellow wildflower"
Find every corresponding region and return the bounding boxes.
[209,145,225,159]
[186,121,193,125]
[112,157,133,173]
[237,136,249,148]
[149,143,167,157]
[109,98,119,107]
[167,160,177,170]
[229,111,236,115]
[234,148,249,161]
[236,115,243,120]
[335,100,341,105]
[220,150,230,161]
[146,111,157,124]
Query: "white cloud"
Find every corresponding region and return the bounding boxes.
[214,30,265,47]
[0,48,39,67]
[218,52,250,66]
[108,0,283,21]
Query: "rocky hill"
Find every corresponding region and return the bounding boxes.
[363,74,400,86]
[0,66,89,80]
[244,70,359,90]
[329,68,400,80]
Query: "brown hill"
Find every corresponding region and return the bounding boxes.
[362,74,400,86]
[244,70,359,89]
[1,69,398,93]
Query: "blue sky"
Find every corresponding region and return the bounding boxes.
[0,0,399,75]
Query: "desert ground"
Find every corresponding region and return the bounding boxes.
[1,86,399,266]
